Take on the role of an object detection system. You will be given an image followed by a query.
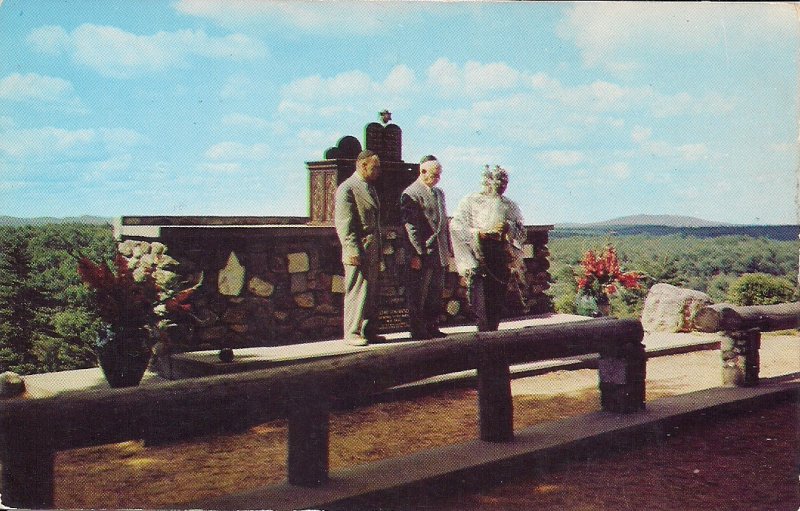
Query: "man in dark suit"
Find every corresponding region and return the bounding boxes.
[400,155,451,340]
[335,150,384,346]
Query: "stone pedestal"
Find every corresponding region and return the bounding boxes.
[598,340,647,413]
[721,328,760,387]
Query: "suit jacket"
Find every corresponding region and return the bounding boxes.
[400,179,450,266]
[334,172,382,265]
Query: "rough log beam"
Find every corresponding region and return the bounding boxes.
[694,302,800,333]
[0,318,643,451]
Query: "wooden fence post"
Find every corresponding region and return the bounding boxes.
[721,328,760,387]
[287,395,330,486]
[598,339,646,413]
[0,434,55,509]
[477,341,513,442]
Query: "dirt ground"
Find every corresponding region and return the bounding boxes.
[54,333,799,509]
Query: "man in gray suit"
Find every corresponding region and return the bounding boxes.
[335,150,384,346]
[400,155,451,340]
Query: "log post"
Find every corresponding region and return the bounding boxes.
[287,395,330,486]
[598,339,646,413]
[0,434,55,509]
[721,328,760,387]
[477,340,513,442]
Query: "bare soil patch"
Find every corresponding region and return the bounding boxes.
[55,333,799,509]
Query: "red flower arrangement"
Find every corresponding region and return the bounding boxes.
[77,253,198,340]
[576,245,641,298]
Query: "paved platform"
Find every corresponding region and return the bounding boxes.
[18,314,726,398]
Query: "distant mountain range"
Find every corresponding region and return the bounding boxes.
[557,215,732,228]
[0,215,112,227]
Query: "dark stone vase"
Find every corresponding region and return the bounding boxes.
[96,326,153,388]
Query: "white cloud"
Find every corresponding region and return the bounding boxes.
[100,128,147,150]
[604,162,631,179]
[205,142,270,161]
[278,66,419,121]
[382,65,417,94]
[199,162,243,173]
[26,25,70,54]
[0,127,94,158]
[427,58,520,97]
[537,150,585,167]
[530,72,735,117]
[175,0,418,35]
[0,73,87,113]
[89,154,133,174]
[632,128,711,162]
[557,3,798,72]
[220,74,256,100]
[438,145,509,168]
[0,126,145,160]
[631,126,652,143]
[28,24,266,78]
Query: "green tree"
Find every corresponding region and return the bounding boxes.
[0,228,39,373]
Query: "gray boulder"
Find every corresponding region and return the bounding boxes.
[641,283,713,332]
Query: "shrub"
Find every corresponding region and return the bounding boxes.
[554,291,577,314]
[726,273,797,306]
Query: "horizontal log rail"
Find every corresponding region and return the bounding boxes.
[693,302,799,389]
[0,317,645,508]
[695,302,800,333]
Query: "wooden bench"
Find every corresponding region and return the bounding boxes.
[0,317,645,509]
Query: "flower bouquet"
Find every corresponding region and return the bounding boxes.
[77,252,197,387]
[575,245,641,316]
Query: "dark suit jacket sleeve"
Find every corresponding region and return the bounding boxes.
[400,191,426,256]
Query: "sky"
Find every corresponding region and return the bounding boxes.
[0,1,798,225]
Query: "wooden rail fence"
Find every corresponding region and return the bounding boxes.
[0,317,645,509]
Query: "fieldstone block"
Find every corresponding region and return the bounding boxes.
[248,277,275,297]
[222,306,247,324]
[0,371,25,397]
[316,304,337,315]
[150,242,167,256]
[229,324,248,334]
[294,292,315,308]
[331,275,345,294]
[198,326,227,342]
[287,252,310,273]
[118,240,137,256]
[641,283,713,333]
[523,244,534,258]
[218,252,245,296]
[447,300,461,316]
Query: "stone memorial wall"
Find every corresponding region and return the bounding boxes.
[116,218,552,351]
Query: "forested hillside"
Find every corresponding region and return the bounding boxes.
[0,224,115,374]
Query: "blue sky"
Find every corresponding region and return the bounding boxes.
[0,1,797,224]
